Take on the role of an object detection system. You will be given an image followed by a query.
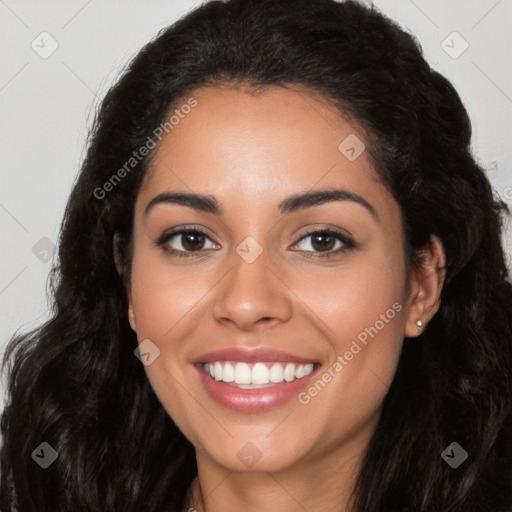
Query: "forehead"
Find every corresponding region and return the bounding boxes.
[136,84,394,219]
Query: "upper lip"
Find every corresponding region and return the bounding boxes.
[191,347,319,365]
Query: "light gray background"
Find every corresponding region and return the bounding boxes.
[1,0,511,411]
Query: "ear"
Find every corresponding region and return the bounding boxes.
[127,293,137,332]
[113,233,137,332]
[404,234,447,338]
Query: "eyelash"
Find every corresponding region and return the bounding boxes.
[156,226,356,259]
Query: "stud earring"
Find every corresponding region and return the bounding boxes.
[416,320,423,331]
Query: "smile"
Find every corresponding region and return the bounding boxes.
[202,361,316,387]
[195,360,321,412]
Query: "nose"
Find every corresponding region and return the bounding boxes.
[212,241,293,332]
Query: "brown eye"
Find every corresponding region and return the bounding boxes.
[157,228,219,256]
[178,231,206,251]
[292,229,355,258]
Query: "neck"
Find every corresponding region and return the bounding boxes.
[182,433,370,512]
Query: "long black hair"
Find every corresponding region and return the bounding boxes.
[2,0,511,511]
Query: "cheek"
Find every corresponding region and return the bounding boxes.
[296,249,406,345]
[293,248,407,408]
[128,254,207,429]
[129,250,206,340]
[292,276,406,445]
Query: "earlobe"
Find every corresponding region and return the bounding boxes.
[404,234,447,338]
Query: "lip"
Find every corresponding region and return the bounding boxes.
[191,347,319,365]
[194,360,321,413]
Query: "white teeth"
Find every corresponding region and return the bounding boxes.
[237,384,274,389]
[234,362,252,384]
[204,361,316,386]
[284,363,296,382]
[269,362,284,383]
[214,362,223,381]
[252,363,270,384]
[223,362,235,382]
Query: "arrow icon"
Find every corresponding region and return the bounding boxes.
[31,442,58,468]
[338,134,365,161]
[440,32,468,59]
[236,237,263,263]
[135,339,161,366]
[237,442,262,467]
[441,442,468,468]
[31,31,59,60]
[32,237,55,262]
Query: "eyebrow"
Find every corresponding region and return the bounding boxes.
[144,188,378,220]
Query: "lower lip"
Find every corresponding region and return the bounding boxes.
[195,364,320,412]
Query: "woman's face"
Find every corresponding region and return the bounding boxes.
[126,84,421,474]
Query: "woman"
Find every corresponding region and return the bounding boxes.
[1,0,511,511]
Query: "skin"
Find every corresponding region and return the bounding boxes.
[119,84,446,512]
